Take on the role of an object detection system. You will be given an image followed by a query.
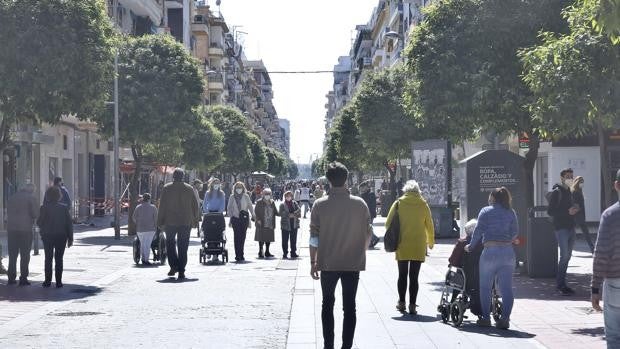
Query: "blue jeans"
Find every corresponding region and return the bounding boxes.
[555,228,575,289]
[479,246,515,321]
[604,278,620,348]
[165,226,191,273]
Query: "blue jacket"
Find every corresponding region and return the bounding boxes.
[202,191,226,214]
[469,204,518,249]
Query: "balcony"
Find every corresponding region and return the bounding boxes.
[209,43,225,57]
[372,48,385,67]
[122,0,163,25]
[207,72,224,91]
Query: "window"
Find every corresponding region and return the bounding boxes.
[63,135,68,150]
[96,139,101,149]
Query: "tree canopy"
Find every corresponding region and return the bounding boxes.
[0,0,114,148]
[182,111,224,172]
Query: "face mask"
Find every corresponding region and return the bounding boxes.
[579,183,584,189]
[564,178,574,187]
[285,197,292,202]
[213,185,220,190]
[235,188,243,195]
[264,195,272,201]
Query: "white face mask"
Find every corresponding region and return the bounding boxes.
[264,195,272,201]
[213,185,220,190]
[235,188,243,195]
[564,178,574,187]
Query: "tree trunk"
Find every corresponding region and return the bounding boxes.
[523,133,540,208]
[128,145,143,236]
[597,120,613,209]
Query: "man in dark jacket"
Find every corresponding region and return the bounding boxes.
[547,168,579,296]
[44,177,72,209]
[360,182,379,248]
[6,184,39,285]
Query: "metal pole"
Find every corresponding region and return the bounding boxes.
[113,52,121,240]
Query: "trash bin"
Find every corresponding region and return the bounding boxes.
[527,206,558,278]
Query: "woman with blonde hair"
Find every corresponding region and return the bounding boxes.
[571,176,594,253]
[227,182,255,262]
[386,180,435,315]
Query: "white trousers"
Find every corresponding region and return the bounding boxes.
[137,231,156,262]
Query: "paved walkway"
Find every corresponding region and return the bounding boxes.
[0,215,606,348]
[287,217,605,349]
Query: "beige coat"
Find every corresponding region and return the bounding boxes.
[254,199,278,242]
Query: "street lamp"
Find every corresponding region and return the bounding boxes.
[106,52,121,240]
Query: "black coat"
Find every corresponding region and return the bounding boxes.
[572,190,586,224]
[361,191,377,219]
[37,202,73,242]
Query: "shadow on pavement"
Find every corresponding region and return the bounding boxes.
[391,314,438,323]
[155,277,199,284]
[458,323,536,338]
[513,272,591,300]
[571,326,605,338]
[0,284,102,302]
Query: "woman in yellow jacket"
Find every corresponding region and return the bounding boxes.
[386,180,435,315]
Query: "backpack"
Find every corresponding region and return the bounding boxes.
[545,186,563,217]
[384,201,401,252]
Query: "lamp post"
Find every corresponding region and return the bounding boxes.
[107,53,121,240]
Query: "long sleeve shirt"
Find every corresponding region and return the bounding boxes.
[202,191,226,214]
[592,201,620,294]
[469,204,518,250]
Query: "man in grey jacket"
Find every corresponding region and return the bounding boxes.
[591,169,620,348]
[310,162,371,349]
[7,184,39,285]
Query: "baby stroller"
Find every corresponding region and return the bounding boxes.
[133,228,167,265]
[437,263,503,327]
[199,212,229,264]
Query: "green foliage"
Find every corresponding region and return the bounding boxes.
[286,160,299,179]
[325,104,368,171]
[0,0,114,146]
[586,0,620,43]
[265,147,288,176]
[353,64,414,168]
[248,133,268,172]
[182,113,224,171]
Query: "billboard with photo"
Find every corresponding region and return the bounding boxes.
[411,140,451,207]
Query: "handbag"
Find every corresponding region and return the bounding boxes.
[384,200,400,252]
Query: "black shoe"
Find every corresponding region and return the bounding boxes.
[369,236,380,248]
[56,282,63,288]
[18,279,30,286]
[239,257,245,262]
[291,252,299,258]
[282,254,288,259]
[142,260,152,266]
[558,286,575,296]
[177,273,186,280]
[167,268,177,276]
[495,318,510,330]
[265,252,274,258]
[7,279,17,285]
[258,253,264,259]
[42,281,51,288]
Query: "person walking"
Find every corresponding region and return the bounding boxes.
[298,183,311,218]
[360,182,380,248]
[44,177,72,209]
[132,193,158,265]
[6,184,39,286]
[192,179,203,237]
[227,182,255,262]
[571,176,595,253]
[386,180,435,315]
[37,186,73,288]
[547,168,580,296]
[310,162,371,349]
[279,191,301,259]
[466,187,519,330]
[157,168,200,280]
[202,178,226,262]
[591,169,620,349]
[255,188,278,259]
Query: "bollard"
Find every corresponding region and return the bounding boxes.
[33,224,39,256]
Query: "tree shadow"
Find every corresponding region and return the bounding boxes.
[457,323,536,338]
[391,314,438,323]
[0,283,102,302]
[513,273,592,300]
[571,326,605,338]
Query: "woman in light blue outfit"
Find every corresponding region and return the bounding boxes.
[466,187,519,330]
[203,178,226,214]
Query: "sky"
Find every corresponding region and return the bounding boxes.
[217,0,380,164]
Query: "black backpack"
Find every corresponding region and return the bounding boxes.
[384,201,400,252]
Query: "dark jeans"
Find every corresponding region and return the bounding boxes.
[321,271,360,349]
[165,226,191,273]
[397,260,422,305]
[281,229,298,255]
[231,217,248,259]
[7,231,32,281]
[555,228,575,289]
[43,238,66,283]
[577,222,595,252]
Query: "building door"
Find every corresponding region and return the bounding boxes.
[535,155,549,206]
[90,154,106,216]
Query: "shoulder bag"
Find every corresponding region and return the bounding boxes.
[384,200,400,252]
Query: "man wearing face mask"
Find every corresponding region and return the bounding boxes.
[547,168,579,296]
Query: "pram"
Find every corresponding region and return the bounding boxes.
[199,212,228,264]
[437,263,503,327]
[133,228,167,265]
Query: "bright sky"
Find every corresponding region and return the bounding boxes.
[218,0,379,165]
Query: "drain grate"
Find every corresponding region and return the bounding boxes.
[50,311,103,317]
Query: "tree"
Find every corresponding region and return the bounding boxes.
[521,0,620,207]
[248,133,268,172]
[286,160,299,179]
[181,112,224,172]
[353,64,415,198]
[405,0,571,207]
[205,105,255,179]
[92,34,204,234]
[265,147,288,177]
[0,0,114,150]
[586,0,620,43]
[325,104,368,174]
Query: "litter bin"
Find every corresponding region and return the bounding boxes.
[527,206,558,278]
